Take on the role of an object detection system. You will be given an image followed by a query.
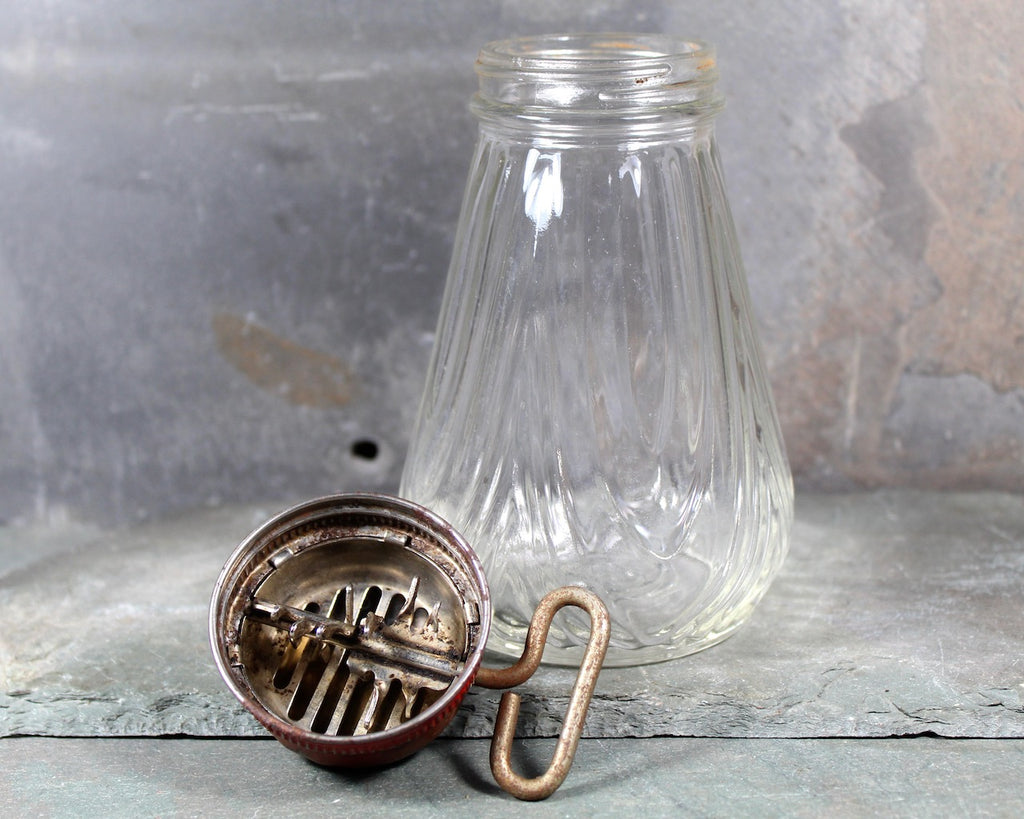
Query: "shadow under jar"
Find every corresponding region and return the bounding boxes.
[401,33,793,667]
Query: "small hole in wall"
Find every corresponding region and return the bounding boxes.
[350,439,380,461]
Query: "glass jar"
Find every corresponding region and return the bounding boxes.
[401,34,793,666]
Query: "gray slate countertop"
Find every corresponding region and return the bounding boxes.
[2,490,1021,740]
[1,491,1023,815]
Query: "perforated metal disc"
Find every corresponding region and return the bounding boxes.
[209,494,492,767]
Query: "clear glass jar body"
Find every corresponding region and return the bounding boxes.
[401,34,793,666]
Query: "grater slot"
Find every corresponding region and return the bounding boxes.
[307,650,351,733]
[286,641,333,721]
[336,672,376,736]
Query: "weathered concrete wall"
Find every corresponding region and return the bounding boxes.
[0,1,1021,526]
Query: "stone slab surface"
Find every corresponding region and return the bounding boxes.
[1,491,1022,740]
[2,736,1023,818]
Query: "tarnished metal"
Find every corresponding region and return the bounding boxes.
[476,587,611,801]
[210,492,609,799]
[210,494,491,767]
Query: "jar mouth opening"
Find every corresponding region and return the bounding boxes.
[475,33,722,116]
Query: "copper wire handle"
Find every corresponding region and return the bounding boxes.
[474,586,611,801]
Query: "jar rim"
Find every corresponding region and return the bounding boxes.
[474,33,722,118]
[477,33,715,73]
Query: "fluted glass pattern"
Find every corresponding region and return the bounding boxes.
[401,35,793,666]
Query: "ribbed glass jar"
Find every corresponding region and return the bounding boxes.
[401,34,793,666]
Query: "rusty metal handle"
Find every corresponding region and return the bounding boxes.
[474,586,611,801]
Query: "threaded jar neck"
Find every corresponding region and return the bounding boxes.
[473,33,724,138]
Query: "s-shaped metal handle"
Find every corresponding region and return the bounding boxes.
[475,586,611,801]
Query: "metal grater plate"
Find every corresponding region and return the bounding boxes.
[210,493,492,767]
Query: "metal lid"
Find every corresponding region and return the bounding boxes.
[209,493,492,767]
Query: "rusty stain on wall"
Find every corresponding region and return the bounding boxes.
[909,0,1024,393]
[887,0,1024,488]
[772,0,1024,493]
[213,312,355,408]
